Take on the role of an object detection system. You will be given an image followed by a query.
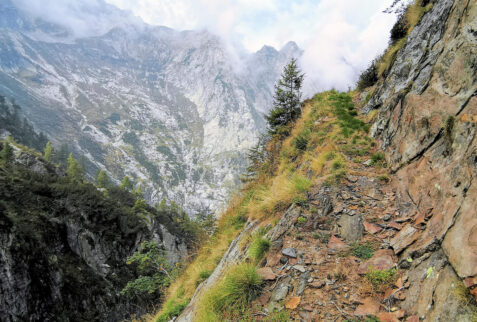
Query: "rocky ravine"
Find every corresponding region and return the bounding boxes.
[0,0,302,216]
[177,0,477,320]
[0,146,188,321]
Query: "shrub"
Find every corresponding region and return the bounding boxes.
[390,13,409,44]
[297,216,307,225]
[377,175,389,183]
[294,129,311,151]
[357,59,379,90]
[350,242,375,259]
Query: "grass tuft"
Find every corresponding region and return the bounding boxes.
[198,264,263,320]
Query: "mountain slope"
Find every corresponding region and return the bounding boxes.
[152,1,477,321]
[0,142,194,321]
[0,0,302,215]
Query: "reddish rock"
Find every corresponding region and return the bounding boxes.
[302,305,313,312]
[354,297,380,316]
[327,235,348,251]
[390,225,419,254]
[394,309,406,319]
[285,296,301,309]
[364,221,383,234]
[256,292,271,306]
[358,249,396,275]
[257,267,276,281]
[406,316,419,322]
[464,276,477,288]
[388,222,403,230]
[470,288,477,302]
[413,212,426,226]
[377,312,399,322]
[266,253,282,267]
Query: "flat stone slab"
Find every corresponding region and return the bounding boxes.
[358,249,396,275]
[282,247,297,258]
[354,297,380,316]
[327,235,348,251]
[257,267,276,280]
[390,225,419,254]
[364,221,383,234]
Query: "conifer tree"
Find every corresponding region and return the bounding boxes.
[44,141,54,162]
[266,58,305,134]
[121,176,133,191]
[67,153,83,182]
[1,141,14,164]
[96,170,109,188]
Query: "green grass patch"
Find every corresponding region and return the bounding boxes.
[366,268,397,292]
[350,242,375,259]
[370,152,386,166]
[198,264,263,320]
[328,92,368,136]
[156,296,190,322]
[248,234,271,263]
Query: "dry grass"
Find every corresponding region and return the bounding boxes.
[152,90,376,321]
[151,192,253,321]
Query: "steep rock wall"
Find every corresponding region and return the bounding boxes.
[368,0,477,312]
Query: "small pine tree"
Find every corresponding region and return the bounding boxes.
[121,176,133,191]
[44,141,54,162]
[134,185,143,198]
[96,170,109,188]
[67,153,83,182]
[1,141,14,164]
[266,58,305,134]
[56,143,69,167]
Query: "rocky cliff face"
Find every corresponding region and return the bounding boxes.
[368,0,477,313]
[0,0,301,215]
[0,145,188,321]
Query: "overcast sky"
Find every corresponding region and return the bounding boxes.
[105,0,399,91]
[14,0,398,91]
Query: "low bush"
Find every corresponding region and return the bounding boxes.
[357,59,379,90]
[390,13,409,44]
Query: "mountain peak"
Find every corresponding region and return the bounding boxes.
[280,41,302,57]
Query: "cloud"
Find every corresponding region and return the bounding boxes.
[103,0,396,92]
[13,0,398,91]
[14,0,142,38]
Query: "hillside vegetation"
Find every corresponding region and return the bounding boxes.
[152,90,388,321]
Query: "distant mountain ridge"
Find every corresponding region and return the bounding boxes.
[0,0,302,215]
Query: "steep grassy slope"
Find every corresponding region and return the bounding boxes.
[151,90,392,321]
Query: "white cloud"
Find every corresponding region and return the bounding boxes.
[14,0,398,91]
